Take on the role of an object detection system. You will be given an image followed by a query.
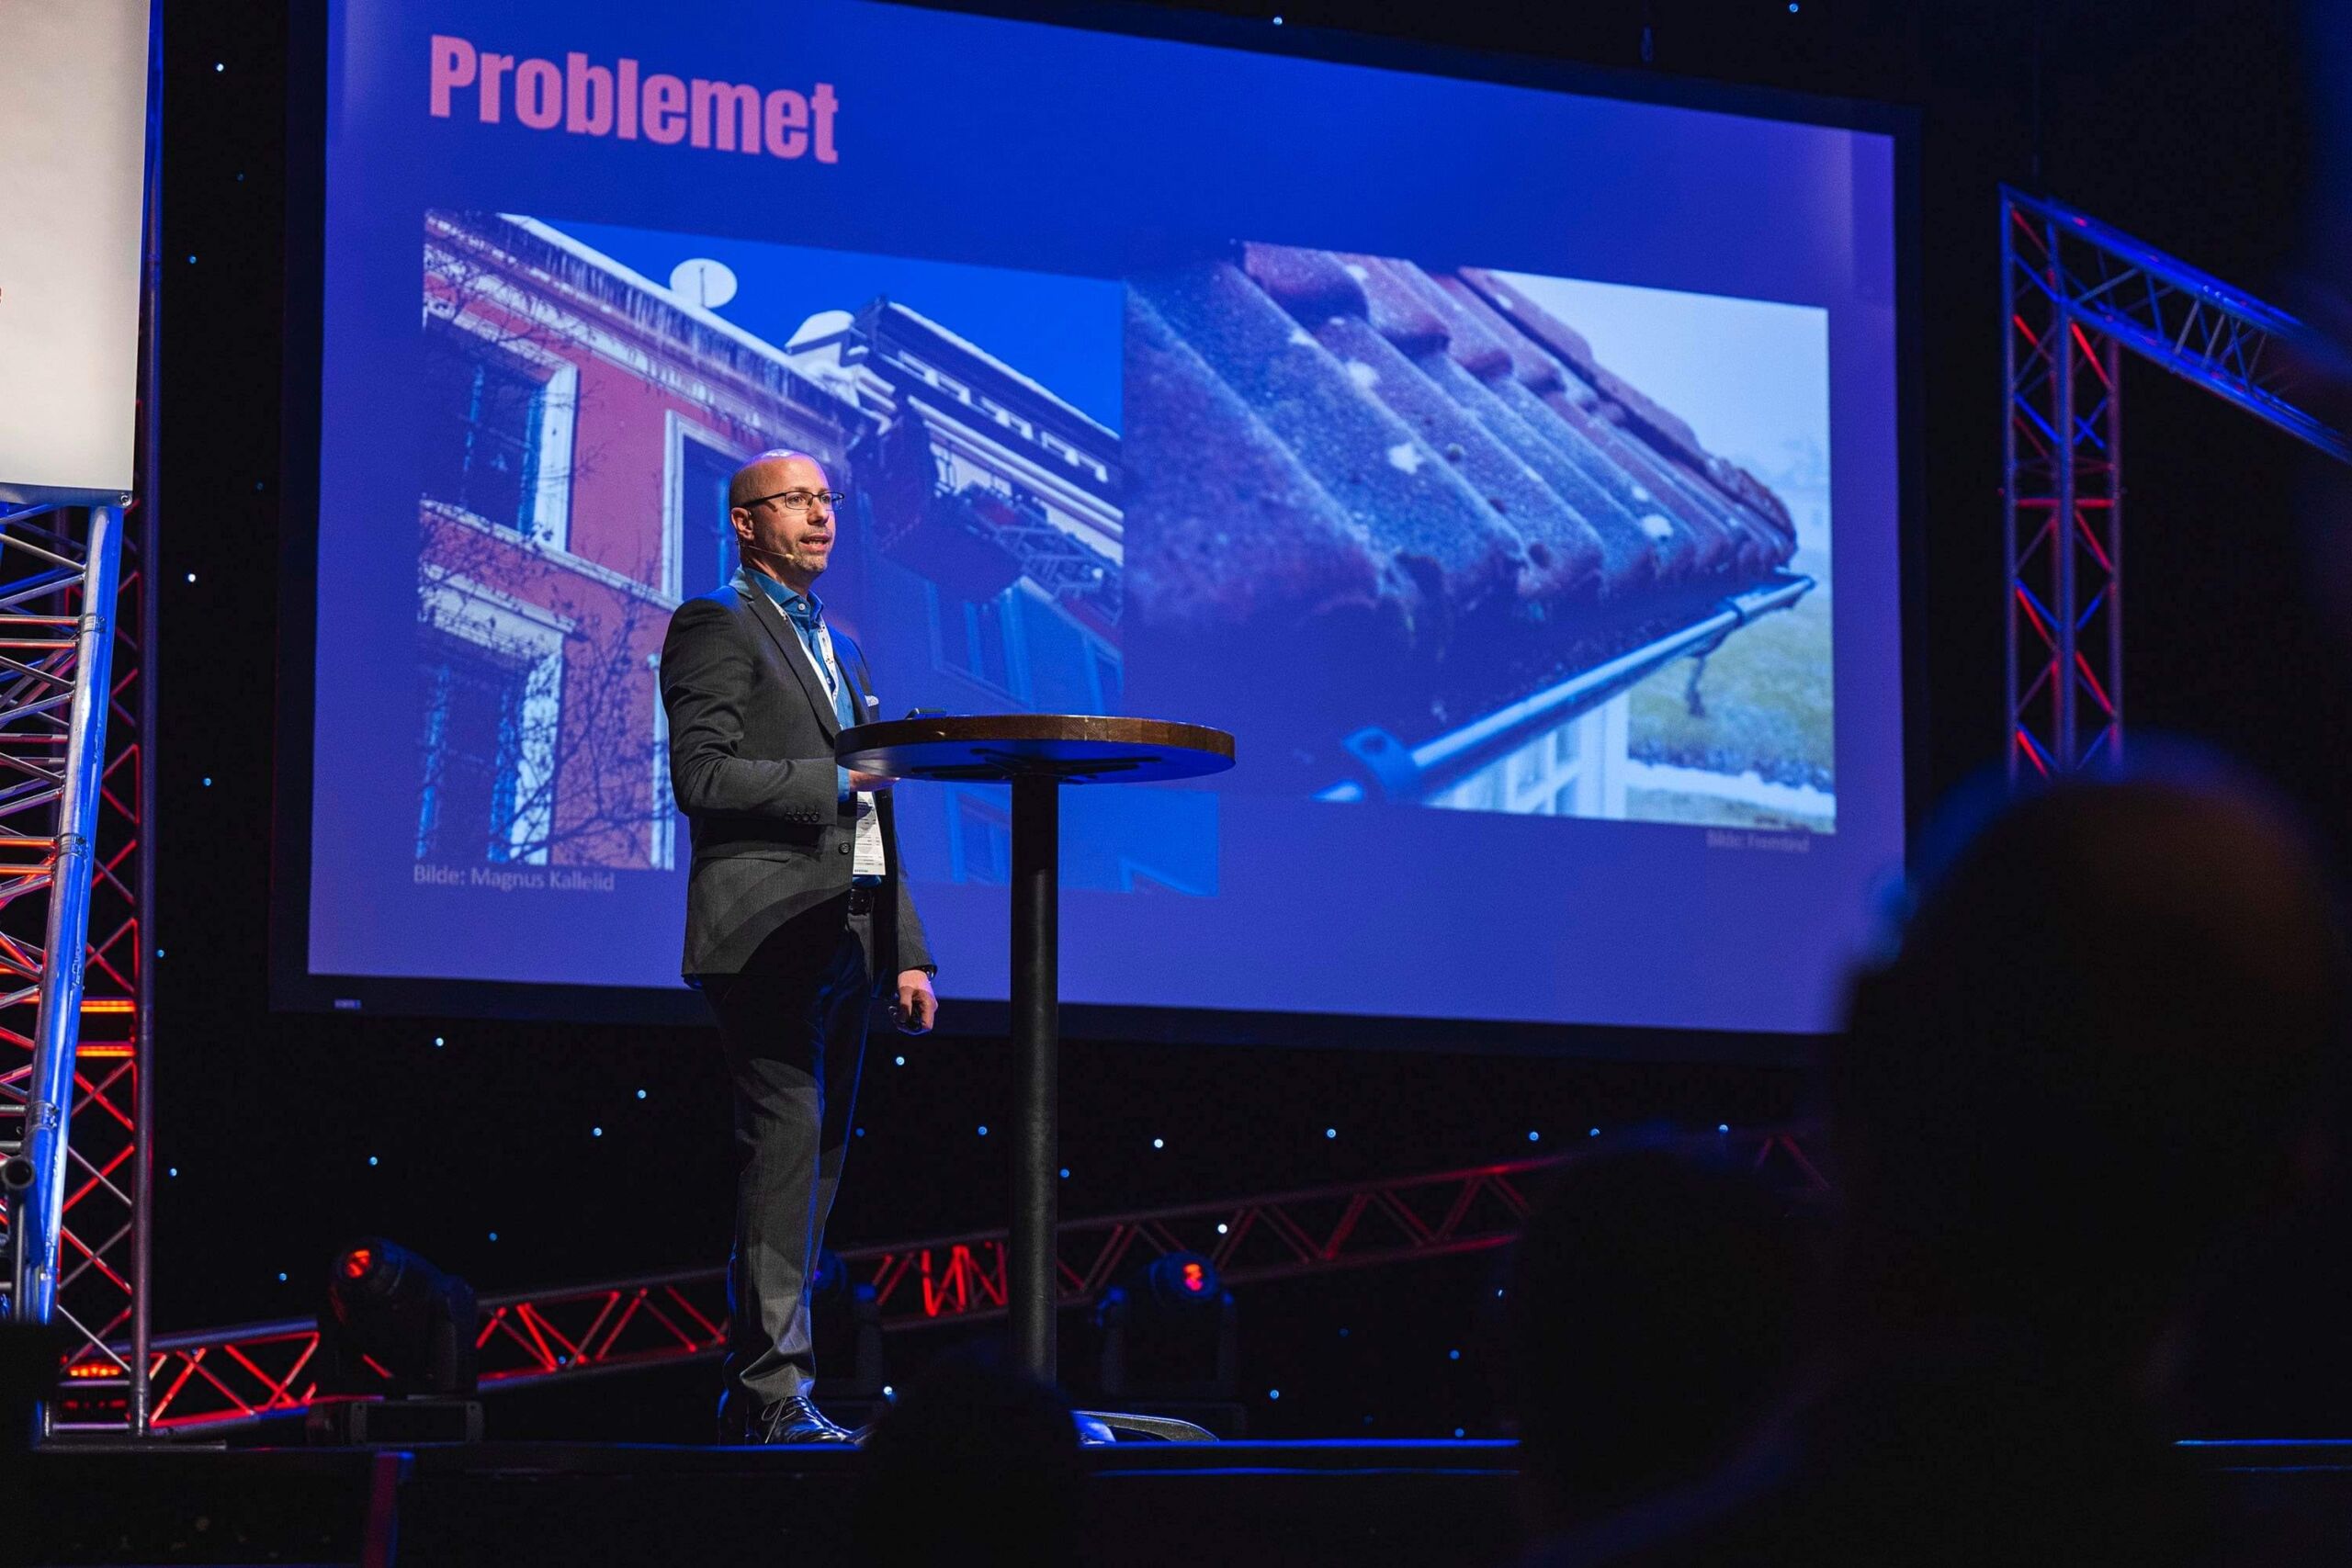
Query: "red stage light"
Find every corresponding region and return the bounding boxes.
[1182,1261,1206,1292]
[340,1247,374,1280]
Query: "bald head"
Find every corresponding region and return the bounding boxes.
[729,450,825,511]
[728,450,840,590]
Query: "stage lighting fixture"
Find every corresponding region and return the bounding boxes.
[311,1237,481,1444]
[1095,1250,1237,1404]
[317,1236,478,1396]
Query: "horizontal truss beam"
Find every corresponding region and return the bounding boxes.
[123,1132,1828,1432]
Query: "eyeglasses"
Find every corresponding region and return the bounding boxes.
[741,489,844,514]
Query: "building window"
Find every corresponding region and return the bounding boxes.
[415,628,532,863]
[1089,644,1122,713]
[1512,742,1547,795]
[416,573,568,864]
[675,431,740,600]
[950,790,1012,886]
[422,316,550,535]
[650,697,677,872]
[932,584,1019,696]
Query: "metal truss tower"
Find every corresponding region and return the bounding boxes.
[2002,186,2352,779]
[0,501,147,1435]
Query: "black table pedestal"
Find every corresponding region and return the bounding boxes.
[1009,773,1059,1380]
[834,714,1235,1416]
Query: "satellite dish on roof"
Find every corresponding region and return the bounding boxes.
[669,257,738,310]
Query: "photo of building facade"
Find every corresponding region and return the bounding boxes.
[412,213,1212,890]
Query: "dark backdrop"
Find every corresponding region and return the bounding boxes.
[151,0,2330,1438]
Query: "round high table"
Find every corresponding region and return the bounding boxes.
[836,715,1235,1385]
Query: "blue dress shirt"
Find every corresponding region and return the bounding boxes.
[750,573,856,797]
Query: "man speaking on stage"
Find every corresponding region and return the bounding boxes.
[659,449,938,1446]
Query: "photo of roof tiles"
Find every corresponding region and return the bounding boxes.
[1126,243,1814,795]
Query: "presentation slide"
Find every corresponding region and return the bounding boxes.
[297,0,1905,1035]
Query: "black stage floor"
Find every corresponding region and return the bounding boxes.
[26,1438,1525,1566]
[24,1438,2352,1566]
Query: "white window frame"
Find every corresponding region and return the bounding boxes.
[650,683,676,872]
[923,580,1032,704]
[661,410,747,602]
[427,305,580,552]
[418,570,571,865]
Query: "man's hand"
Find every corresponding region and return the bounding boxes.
[848,770,896,792]
[892,969,937,1034]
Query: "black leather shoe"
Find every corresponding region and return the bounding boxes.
[757,1394,856,1445]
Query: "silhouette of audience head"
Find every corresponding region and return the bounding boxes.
[1832,756,2346,1369]
[1505,1145,1815,1530]
[1511,762,2349,1567]
[852,1345,1089,1567]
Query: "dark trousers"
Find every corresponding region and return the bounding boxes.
[699,895,875,1437]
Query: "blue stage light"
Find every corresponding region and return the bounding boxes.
[1097,1252,1235,1401]
[1141,1252,1221,1310]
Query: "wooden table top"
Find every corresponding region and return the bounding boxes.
[835,714,1236,784]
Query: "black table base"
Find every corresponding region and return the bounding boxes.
[1009,773,1058,1378]
[834,716,1236,1398]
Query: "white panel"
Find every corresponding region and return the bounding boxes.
[0,0,152,502]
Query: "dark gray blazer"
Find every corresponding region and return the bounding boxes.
[659,567,933,980]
